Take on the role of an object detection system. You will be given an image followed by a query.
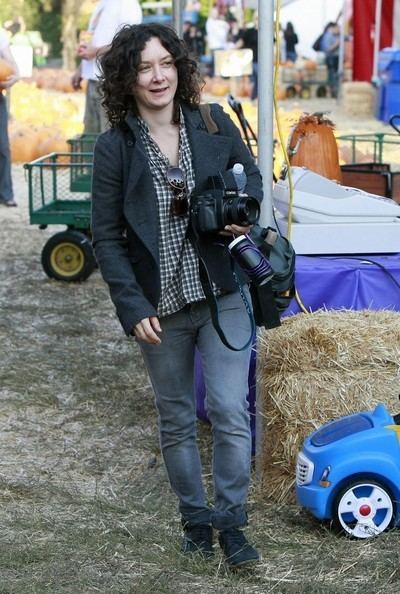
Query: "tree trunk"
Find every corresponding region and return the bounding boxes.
[61,0,81,70]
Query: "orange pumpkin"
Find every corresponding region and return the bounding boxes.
[304,60,317,70]
[10,131,39,162]
[37,135,69,163]
[201,76,214,94]
[54,73,75,93]
[0,58,14,81]
[236,75,252,97]
[287,113,342,182]
[275,86,287,101]
[210,77,230,97]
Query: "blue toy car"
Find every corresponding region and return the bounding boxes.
[296,403,400,539]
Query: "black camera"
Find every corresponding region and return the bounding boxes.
[190,174,260,234]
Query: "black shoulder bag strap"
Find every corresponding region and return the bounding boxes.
[187,225,255,352]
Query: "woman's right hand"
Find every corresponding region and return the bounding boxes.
[133,316,162,344]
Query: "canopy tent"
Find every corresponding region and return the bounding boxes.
[277,0,400,82]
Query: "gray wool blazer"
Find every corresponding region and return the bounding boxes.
[91,102,263,335]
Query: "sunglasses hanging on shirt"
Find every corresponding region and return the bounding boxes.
[166,166,189,217]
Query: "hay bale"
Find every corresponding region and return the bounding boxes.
[340,81,376,117]
[341,81,373,97]
[257,310,400,503]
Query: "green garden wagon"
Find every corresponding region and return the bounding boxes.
[24,134,98,282]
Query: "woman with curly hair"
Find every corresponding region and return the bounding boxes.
[91,23,262,568]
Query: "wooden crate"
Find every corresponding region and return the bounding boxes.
[341,162,400,202]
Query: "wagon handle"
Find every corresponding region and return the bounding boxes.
[389,114,400,135]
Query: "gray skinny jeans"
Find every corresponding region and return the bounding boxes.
[139,290,253,531]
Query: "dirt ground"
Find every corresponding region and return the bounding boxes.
[1,98,400,593]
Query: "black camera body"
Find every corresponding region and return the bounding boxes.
[190,175,260,234]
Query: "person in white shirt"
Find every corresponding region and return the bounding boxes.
[205,6,229,77]
[0,28,19,207]
[72,0,142,134]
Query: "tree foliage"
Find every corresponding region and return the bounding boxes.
[0,0,96,67]
[61,0,82,70]
[0,1,62,59]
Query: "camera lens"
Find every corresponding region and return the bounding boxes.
[240,197,260,224]
[225,196,260,226]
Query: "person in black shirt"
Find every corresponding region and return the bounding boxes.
[283,22,298,62]
[236,15,258,100]
[183,22,205,60]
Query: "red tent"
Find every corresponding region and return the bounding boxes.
[353,0,400,81]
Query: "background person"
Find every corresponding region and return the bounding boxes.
[71,0,142,134]
[0,27,19,207]
[205,6,230,77]
[91,23,263,568]
[283,21,298,62]
[320,21,340,98]
[183,21,205,60]
[235,13,258,101]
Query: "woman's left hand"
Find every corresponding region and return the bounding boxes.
[219,224,252,237]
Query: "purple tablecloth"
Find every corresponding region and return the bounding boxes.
[196,253,400,451]
[285,254,400,315]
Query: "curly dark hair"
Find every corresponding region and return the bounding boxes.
[98,23,203,127]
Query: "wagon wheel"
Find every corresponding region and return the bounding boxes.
[286,85,297,99]
[41,230,96,282]
[300,86,311,100]
[333,478,395,539]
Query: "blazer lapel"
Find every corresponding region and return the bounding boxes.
[123,117,159,261]
[183,107,233,191]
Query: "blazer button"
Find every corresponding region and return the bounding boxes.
[127,140,134,146]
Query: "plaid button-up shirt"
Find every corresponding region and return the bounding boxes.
[138,113,205,317]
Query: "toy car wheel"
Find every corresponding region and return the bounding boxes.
[333,478,395,539]
[41,230,96,282]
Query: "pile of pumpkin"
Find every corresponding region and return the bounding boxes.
[8,79,84,163]
[0,60,85,162]
[282,57,319,72]
[31,67,87,93]
[276,58,320,100]
[201,60,320,102]
[202,75,252,98]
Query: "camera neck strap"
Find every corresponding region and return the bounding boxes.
[188,225,255,352]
